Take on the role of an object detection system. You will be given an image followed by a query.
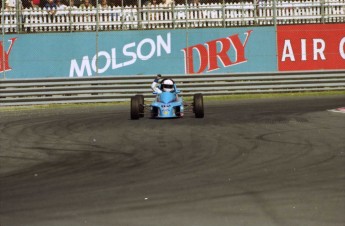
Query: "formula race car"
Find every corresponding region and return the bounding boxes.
[130,80,204,119]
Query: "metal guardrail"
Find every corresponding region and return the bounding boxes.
[1,71,345,106]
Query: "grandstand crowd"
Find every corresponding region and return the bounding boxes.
[1,0,297,9]
[0,0,256,8]
[2,0,343,34]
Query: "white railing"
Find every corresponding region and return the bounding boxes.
[1,9,20,33]
[0,0,345,33]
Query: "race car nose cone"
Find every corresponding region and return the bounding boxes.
[159,92,176,104]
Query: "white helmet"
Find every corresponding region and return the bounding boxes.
[161,79,174,92]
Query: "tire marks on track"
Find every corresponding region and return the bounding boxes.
[0,96,345,226]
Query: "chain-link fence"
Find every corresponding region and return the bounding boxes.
[1,0,345,33]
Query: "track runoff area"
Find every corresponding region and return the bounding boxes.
[0,94,344,226]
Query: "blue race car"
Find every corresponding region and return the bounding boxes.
[130,79,204,120]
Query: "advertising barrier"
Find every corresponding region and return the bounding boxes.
[1,23,345,79]
[1,27,276,79]
[277,24,345,71]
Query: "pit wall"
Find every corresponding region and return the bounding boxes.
[1,23,344,79]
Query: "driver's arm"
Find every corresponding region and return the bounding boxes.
[151,75,162,94]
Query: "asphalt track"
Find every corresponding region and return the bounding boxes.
[0,95,344,226]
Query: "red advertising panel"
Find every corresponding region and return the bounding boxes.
[277,24,345,71]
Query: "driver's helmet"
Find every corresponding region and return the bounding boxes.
[161,79,174,92]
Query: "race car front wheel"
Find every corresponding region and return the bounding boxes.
[135,94,145,118]
[131,96,140,120]
[194,93,204,118]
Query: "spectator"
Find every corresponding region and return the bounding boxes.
[44,0,56,23]
[143,0,150,6]
[79,0,93,9]
[108,0,121,7]
[98,0,108,9]
[56,0,67,14]
[149,0,158,6]
[68,0,77,8]
[188,0,198,4]
[56,0,66,9]
[66,0,80,7]
[45,0,57,15]
[5,0,23,10]
[29,0,40,8]
[148,0,158,20]
[162,0,173,7]
[79,0,93,30]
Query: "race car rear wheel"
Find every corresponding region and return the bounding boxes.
[130,96,140,120]
[135,95,144,118]
[194,93,204,118]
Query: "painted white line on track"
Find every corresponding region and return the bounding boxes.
[328,107,345,114]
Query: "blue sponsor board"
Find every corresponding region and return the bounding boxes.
[1,27,277,79]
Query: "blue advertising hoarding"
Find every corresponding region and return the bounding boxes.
[1,27,277,79]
